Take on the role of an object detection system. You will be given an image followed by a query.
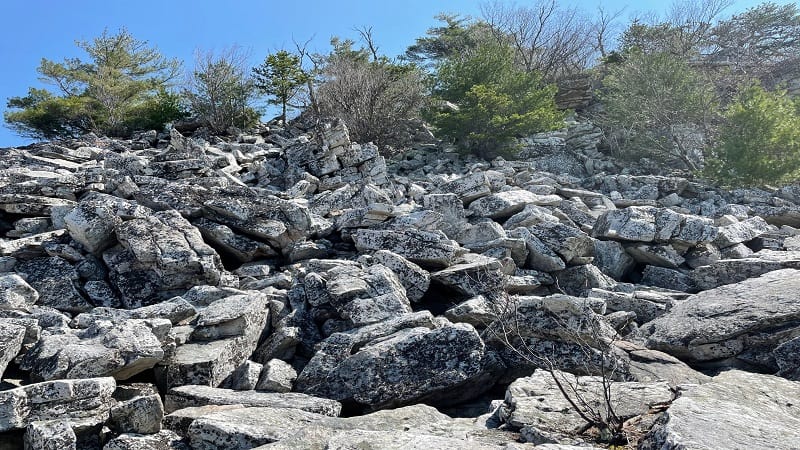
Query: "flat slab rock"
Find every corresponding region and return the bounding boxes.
[500,369,673,443]
[178,404,529,450]
[642,268,800,365]
[164,385,341,416]
[640,370,800,450]
[0,377,116,432]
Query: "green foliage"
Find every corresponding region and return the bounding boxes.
[315,36,427,149]
[4,28,182,139]
[404,14,490,67]
[252,50,310,123]
[705,84,800,187]
[598,51,717,169]
[427,43,564,158]
[124,88,187,132]
[184,48,260,134]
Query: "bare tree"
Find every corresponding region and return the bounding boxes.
[480,0,596,80]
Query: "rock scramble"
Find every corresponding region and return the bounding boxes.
[1,118,800,448]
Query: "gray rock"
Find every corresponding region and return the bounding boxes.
[714,216,770,248]
[500,369,673,443]
[164,385,341,416]
[643,269,800,366]
[103,430,188,450]
[640,370,800,450]
[108,393,164,434]
[593,240,635,279]
[437,172,496,204]
[683,242,721,269]
[430,254,506,296]
[371,250,430,302]
[192,292,270,341]
[624,244,685,269]
[24,420,77,450]
[0,273,39,311]
[444,295,499,328]
[0,321,26,380]
[529,222,594,265]
[510,227,565,272]
[352,228,458,268]
[640,266,693,292]
[194,217,278,263]
[325,264,412,327]
[20,318,167,381]
[689,250,800,290]
[64,193,150,254]
[553,265,616,297]
[255,359,296,393]
[593,206,657,242]
[297,321,495,410]
[0,377,116,432]
[774,336,800,380]
[15,257,91,313]
[468,190,560,219]
[222,360,263,390]
[107,210,224,308]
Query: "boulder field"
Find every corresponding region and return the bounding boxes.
[1,118,799,448]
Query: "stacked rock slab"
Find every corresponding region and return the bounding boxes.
[1,116,800,448]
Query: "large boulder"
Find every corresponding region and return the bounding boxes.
[352,228,459,268]
[500,369,673,444]
[0,377,116,432]
[640,370,800,450]
[642,268,800,369]
[296,320,497,410]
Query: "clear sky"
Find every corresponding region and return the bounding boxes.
[0,0,781,147]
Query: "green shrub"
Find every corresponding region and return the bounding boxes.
[427,43,564,159]
[705,84,800,187]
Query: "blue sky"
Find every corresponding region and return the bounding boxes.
[0,0,780,147]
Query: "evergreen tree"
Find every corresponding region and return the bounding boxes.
[252,50,309,124]
[5,28,182,139]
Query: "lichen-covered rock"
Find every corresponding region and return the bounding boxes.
[15,257,91,313]
[0,377,115,432]
[324,264,412,327]
[164,385,341,416]
[500,369,673,444]
[255,359,297,393]
[430,254,506,297]
[24,419,77,450]
[108,392,164,434]
[63,193,151,254]
[106,210,224,308]
[714,216,770,248]
[0,273,39,311]
[0,320,26,380]
[370,250,430,302]
[468,190,561,219]
[296,321,496,410]
[103,430,189,450]
[20,318,168,382]
[640,370,800,450]
[352,228,459,268]
[643,269,800,367]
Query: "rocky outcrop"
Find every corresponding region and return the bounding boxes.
[2,117,800,448]
[640,370,800,450]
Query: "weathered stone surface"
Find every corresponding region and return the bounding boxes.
[63,193,150,254]
[640,370,800,450]
[164,385,341,416]
[297,321,495,410]
[774,336,800,380]
[371,250,430,302]
[107,210,224,308]
[255,359,296,393]
[593,207,657,242]
[0,377,115,432]
[430,254,506,296]
[714,216,770,248]
[643,269,800,366]
[24,420,77,450]
[108,393,164,434]
[221,360,263,390]
[529,222,594,265]
[468,190,560,219]
[352,228,458,268]
[0,273,39,311]
[689,250,800,290]
[593,240,635,279]
[444,295,499,328]
[20,318,167,381]
[500,370,673,443]
[103,430,188,450]
[554,264,616,297]
[15,257,91,313]
[324,264,412,327]
[0,321,26,380]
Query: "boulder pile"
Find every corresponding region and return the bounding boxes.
[1,118,799,448]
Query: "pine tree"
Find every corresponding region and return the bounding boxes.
[252,50,309,124]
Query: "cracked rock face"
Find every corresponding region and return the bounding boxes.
[3,117,800,449]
